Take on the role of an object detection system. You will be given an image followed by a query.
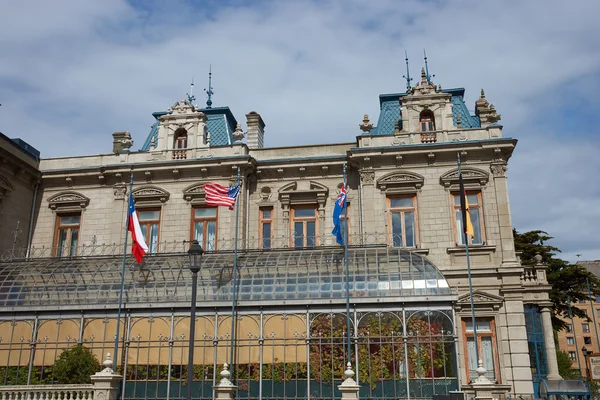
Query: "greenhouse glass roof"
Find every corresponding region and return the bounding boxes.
[0,248,451,310]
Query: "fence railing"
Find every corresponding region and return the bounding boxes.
[0,384,95,400]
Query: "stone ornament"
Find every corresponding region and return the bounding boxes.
[113,185,127,199]
[232,123,245,143]
[359,114,373,134]
[48,191,91,210]
[377,171,424,192]
[132,186,170,204]
[360,170,375,185]
[490,163,507,178]
[440,167,489,188]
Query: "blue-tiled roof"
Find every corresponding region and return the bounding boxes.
[140,107,238,151]
[370,88,480,135]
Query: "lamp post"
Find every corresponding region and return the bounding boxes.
[582,346,592,379]
[187,240,204,400]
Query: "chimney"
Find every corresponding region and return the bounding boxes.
[245,111,265,149]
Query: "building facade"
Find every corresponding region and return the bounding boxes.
[0,69,559,399]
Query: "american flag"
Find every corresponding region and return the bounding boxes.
[203,182,240,210]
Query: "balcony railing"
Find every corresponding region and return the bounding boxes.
[1,233,425,261]
[172,149,187,160]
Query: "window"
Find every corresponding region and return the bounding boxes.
[260,207,273,249]
[453,192,485,245]
[566,324,573,333]
[192,207,217,251]
[175,129,188,149]
[419,110,435,132]
[388,197,417,248]
[569,351,577,360]
[583,323,590,333]
[596,296,600,303]
[579,299,587,304]
[582,309,588,316]
[567,337,574,345]
[291,206,317,248]
[138,209,160,254]
[463,318,498,382]
[597,309,600,317]
[584,337,592,345]
[54,214,81,257]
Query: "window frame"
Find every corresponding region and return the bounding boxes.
[419,110,436,132]
[259,207,273,249]
[387,195,419,248]
[451,191,486,246]
[290,205,318,248]
[567,337,574,345]
[137,208,161,254]
[53,213,82,257]
[583,323,590,333]
[462,318,501,383]
[174,128,188,149]
[191,206,218,251]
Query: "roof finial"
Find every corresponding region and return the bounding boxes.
[480,88,486,99]
[186,77,196,104]
[423,49,435,84]
[204,65,214,109]
[402,50,412,91]
[421,67,427,84]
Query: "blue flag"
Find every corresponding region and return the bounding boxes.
[331,183,347,246]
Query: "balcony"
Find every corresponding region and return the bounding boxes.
[172,149,187,160]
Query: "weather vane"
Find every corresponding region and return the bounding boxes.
[423,49,435,84]
[186,77,196,104]
[204,65,214,109]
[402,50,412,90]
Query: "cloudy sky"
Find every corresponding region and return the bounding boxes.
[1,0,599,261]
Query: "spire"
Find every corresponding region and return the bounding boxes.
[420,67,427,84]
[423,49,435,84]
[204,65,214,109]
[402,50,412,91]
[186,77,196,104]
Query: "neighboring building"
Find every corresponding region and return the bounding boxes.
[0,132,40,253]
[557,260,600,378]
[0,68,558,399]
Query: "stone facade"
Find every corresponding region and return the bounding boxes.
[0,132,40,254]
[0,71,558,397]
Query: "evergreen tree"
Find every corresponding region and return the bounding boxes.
[52,344,101,384]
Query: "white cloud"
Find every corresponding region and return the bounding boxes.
[1,0,599,261]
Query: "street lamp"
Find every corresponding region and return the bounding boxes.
[187,240,204,400]
[582,346,592,379]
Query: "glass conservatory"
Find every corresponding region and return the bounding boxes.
[0,247,459,400]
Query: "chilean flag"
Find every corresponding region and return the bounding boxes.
[128,194,148,263]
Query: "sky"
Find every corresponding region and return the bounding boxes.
[0,0,599,262]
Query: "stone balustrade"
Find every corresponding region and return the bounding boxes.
[0,385,94,400]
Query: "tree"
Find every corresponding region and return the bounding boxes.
[52,344,101,384]
[513,229,600,330]
[556,349,581,380]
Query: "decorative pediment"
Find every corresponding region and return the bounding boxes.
[377,171,424,193]
[47,191,90,210]
[132,186,170,205]
[0,174,14,198]
[182,183,206,203]
[278,180,329,207]
[455,290,503,312]
[440,167,489,189]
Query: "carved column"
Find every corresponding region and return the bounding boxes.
[540,306,562,380]
[490,162,518,264]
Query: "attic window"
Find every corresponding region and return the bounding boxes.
[174,128,188,149]
[420,110,435,132]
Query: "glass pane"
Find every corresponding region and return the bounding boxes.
[428,121,434,131]
[454,194,461,206]
[140,225,148,242]
[465,319,491,332]
[294,222,303,248]
[194,221,204,245]
[69,228,79,256]
[391,212,402,247]
[59,215,80,225]
[307,221,316,248]
[471,209,483,244]
[390,198,413,208]
[149,224,158,253]
[57,229,68,256]
[467,194,479,206]
[195,208,217,218]
[405,212,415,247]
[294,208,315,218]
[455,210,464,245]
[207,221,216,251]
[139,211,160,221]
[262,222,271,249]
[467,337,477,379]
[261,209,271,219]
[481,337,495,378]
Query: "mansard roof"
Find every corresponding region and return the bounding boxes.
[371,88,481,135]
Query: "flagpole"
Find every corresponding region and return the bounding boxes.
[114,174,133,377]
[457,153,480,378]
[342,163,352,364]
[229,166,242,377]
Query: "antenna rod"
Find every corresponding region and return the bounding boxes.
[403,50,412,90]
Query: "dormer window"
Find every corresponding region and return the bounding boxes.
[420,110,435,132]
[173,128,188,160]
[175,129,188,149]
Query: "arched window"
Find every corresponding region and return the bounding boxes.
[174,129,188,149]
[419,110,435,132]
